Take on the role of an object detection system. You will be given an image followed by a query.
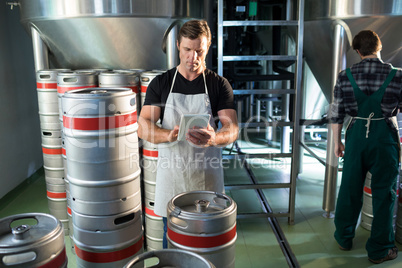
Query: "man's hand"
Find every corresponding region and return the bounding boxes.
[167,125,180,143]
[334,142,345,158]
[186,125,216,147]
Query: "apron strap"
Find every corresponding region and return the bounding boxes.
[169,68,178,94]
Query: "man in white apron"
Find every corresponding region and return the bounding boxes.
[138,20,238,247]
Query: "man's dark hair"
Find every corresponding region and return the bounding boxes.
[178,20,211,48]
[352,30,382,56]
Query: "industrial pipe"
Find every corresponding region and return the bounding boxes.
[31,27,49,71]
[322,21,350,218]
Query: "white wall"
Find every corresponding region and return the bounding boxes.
[0,4,43,199]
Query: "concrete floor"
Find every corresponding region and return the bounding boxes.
[0,150,401,267]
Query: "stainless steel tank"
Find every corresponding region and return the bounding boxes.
[16,0,208,70]
[304,0,402,102]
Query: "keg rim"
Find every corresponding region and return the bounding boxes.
[168,190,237,217]
[63,87,134,98]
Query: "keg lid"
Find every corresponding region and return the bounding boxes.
[169,191,236,215]
[0,213,62,249]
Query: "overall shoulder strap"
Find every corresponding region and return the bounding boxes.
[378,68,397,92]
[345,68,360,91]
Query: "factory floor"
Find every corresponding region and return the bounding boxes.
[1,149,402,267]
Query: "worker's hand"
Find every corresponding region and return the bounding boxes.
[186,124,216,147]
[334,142,345,158]
[167,125,179,142]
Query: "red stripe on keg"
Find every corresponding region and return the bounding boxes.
[37,82,57,89]
[128,86,139,94]
[42,147,63,155]
[63,111,137,130]
[400,137,402,143]
[168,224,236,248]
[364,186,372,194]
[57,85,96,94]
[75,236,143,263]
[143,149,158,158]
[47,191,67,199]
[141,85,148,93]
[62,148,66,156]
[39,247,67,268]
[145,207,161,218]
[67,206,72,216]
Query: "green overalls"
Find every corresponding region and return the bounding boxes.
[334,68,399,260]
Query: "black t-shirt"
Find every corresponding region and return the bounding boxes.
[143,68,235,124]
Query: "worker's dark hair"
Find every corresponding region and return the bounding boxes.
[178,20,211,48]
[352,30,382,56]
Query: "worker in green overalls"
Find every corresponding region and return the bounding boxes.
[331,30,402,264]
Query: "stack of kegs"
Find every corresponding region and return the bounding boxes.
[57,70,98,252]
[137,70,165,250]
[62,87,143,267]
[141,140,163,250]
[167,191,237,268]
[0,213,67,267]
[36,69,70,236]
[361,172,399,231]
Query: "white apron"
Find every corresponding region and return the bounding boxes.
[154,68,224,217]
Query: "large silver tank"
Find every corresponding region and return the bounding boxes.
[17,0,208,70]
[304,0,402,102]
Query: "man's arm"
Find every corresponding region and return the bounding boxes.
[186,109,239,147]
[331,123,345,157]
[138,105,179,144]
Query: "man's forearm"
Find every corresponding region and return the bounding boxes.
[214,123,239,147]
[138,116,171,144]
[331,123,343,144]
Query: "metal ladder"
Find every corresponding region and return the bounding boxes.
[218,0,304,226]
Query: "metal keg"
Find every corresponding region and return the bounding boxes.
[37,69,69,130]
[124,249,216,268]
[142,140,158,184]
[144,198,164,251]
[0,213,67,267]
[41,129,64,185]
[361,172,399,231]
[167,191,237,268]
[74,213,143,268]
[69,172,142,216]
[62,87,139,182]
[395,176,402,243]
[99,70,141,116]
[42,142,63,169]
[99,70,140,93]
[140,70,164,108]
[57,71,98,121]
[46,182,69,235]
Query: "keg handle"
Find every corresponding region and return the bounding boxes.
[168,208,188,229]
[213,192,231,209]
